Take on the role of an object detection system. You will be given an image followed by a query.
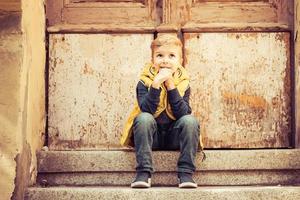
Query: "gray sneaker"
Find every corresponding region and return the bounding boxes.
[178,172,197,188]
[131,172,151,188]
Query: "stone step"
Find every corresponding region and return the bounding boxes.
[37,149,300,186]
[26,186,300,200]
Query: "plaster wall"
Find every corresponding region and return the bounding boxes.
[0,0,46,199]
[21,0,46,185]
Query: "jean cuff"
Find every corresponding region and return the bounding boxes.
[177,167,194,174]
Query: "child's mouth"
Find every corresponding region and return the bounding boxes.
[160,65,170,69]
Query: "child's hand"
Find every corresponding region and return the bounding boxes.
[152,68,172,89]
[164,77,175,90]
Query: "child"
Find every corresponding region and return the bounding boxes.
[120,34,202,188]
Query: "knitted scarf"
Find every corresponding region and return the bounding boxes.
[120,63,203,149]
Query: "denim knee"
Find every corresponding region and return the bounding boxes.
[133,112,156,130]
[177,115,199,128]
[176,115,200,140]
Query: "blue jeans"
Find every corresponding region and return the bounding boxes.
[133,112,200,174]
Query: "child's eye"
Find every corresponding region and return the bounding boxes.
[156,54,163,58]
[169,54,176,58]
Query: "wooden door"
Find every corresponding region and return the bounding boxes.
[46,0,293,149]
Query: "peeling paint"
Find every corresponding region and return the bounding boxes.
[48,32,291,149]
[185,32,291,148]
[0,23,23,200]
[81,63,94,75]
[222,92,268,109]
[48,34,152,150]
[12,143,31,200]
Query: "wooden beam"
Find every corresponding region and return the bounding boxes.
[46,0,64,26]
[295,0,300,148]
[270,0,294,30]
[182,22,290,32]
[0,1,21,12]
[61,7,150,24]
[195,0,268,2]
[47,24,155,33]
[156,23,180,33]
[165,0,293,32]
[46,0,156,30]
[190,2,277,23]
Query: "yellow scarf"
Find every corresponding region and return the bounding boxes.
[120,63,203,149]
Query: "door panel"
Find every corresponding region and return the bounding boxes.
[185,32,291,148]
[46,0,157,29]
[48,34,152,150]
[165,0,293,31]
[190,2,277,23]
[46,0,294,149]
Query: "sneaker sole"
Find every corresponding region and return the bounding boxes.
[179,182,198,188]
[131,178,151,188]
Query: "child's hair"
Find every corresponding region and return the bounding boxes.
[151,34,183,52]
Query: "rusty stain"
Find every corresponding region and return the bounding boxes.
[48,33,291,149]
[82,63,94,75]
[48,34,152,150]
[183,33,198,40]
[222,92,268,109]
[275,33,285,42]
[271,96,280,107]
[185,32,291,148]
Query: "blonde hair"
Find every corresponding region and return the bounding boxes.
[151,34,183,51]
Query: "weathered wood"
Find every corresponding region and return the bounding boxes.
[46,0,293,32]
[148,0,159,24]
[48,32,292,149]
[68,0,145,3]
[182,22,289,32]
[184,32,291,148]
[46,0,64,26]
[61,7,152,24]
[64,1,146,8]
[270,0,294,30]
[46,0,156,31]
[190,2,277,23]
[160,0,292,32]
[295,0,300,148]
[195,0,268,2]
[47,24,156,33]
[48,34,153,150]
[46,1,295,149]
[0,0,21,12]
[162,0,172,24]
[168,0,191,26]
[156,23,180,33]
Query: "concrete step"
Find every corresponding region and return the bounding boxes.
[26,186,300,200]
[36,149,300,186]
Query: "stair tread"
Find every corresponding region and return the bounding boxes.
[38,149,300,172]
[28,185,300,190]
[26,186,300,200]
[36,170,300,186]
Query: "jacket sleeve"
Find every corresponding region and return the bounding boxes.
[167,86,192,119]
[136,81,161,114]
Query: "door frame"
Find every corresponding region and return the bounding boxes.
[45,0,300,148]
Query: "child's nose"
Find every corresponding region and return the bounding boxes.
[162,57,169,63]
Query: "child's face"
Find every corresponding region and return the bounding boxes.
[152,44,183,73]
